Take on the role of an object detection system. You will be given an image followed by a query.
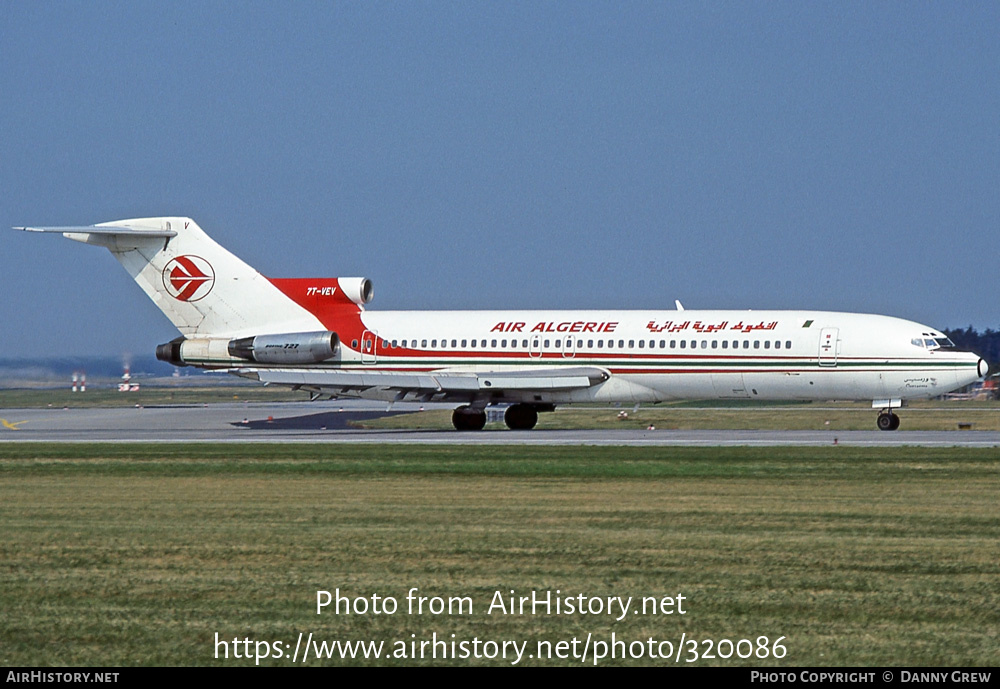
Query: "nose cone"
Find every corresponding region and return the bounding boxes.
[947,351,989,392]
[958,353,990,388]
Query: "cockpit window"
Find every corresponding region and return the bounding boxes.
[911,337,956,350]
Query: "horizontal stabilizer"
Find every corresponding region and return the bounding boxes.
[13,225,177,238]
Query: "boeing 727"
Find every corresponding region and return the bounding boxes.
[16,217,987,431]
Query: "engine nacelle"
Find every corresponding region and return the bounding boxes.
[227,331,340,364]
[155,337,187,366]
[339,277,374,306]
[155,337,236,368]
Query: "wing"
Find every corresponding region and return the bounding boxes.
[233,366,610,403]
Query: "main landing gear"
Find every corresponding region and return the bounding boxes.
[876,410,900,431]
[452,405,487,431]
[451,404,543,431]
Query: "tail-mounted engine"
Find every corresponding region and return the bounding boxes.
[338,278,373,306]
[156,331,340,367]
[228,331,340,364]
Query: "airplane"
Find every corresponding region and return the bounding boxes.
[15,217,987,431]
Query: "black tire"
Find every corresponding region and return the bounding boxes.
[452,406,486,431]
[504,404,538,430]
[877,412,900,431]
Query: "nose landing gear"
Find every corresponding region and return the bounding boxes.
[876,411,900,431]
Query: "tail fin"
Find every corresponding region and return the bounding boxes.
[17,217,325,337]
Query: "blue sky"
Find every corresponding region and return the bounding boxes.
[2,2,998,358]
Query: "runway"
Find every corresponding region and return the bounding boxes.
[1,402,999,446]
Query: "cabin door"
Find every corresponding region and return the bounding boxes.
[361,330,378,364]
[818,328,839,367]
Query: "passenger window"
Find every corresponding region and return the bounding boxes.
[764,341,770,349]
[722,341,728,349]
[786,341,791,349]
[754,341,760,349]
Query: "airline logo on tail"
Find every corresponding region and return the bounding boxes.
[163,255,215,302]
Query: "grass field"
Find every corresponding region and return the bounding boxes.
[1,444,997,666]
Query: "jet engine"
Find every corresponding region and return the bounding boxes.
[339,277,373,306]
[227,331,340,364]
[156,331,341,367]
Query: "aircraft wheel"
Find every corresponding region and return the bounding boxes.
[877,412,900,431]
[452,406,486,431]
[504,404,538,430]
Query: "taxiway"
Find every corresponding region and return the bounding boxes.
[1,403,998,446]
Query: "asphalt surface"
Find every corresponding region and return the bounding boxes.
[1,402,999,446]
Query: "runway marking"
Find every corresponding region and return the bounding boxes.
[1,419,27,431]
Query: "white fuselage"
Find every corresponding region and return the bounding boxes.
[334,309,983,405]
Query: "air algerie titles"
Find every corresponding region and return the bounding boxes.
[491,321,618,333]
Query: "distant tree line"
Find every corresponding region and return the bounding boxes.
[943,326,1000,368]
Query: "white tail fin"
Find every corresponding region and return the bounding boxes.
[17,217,323,337]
